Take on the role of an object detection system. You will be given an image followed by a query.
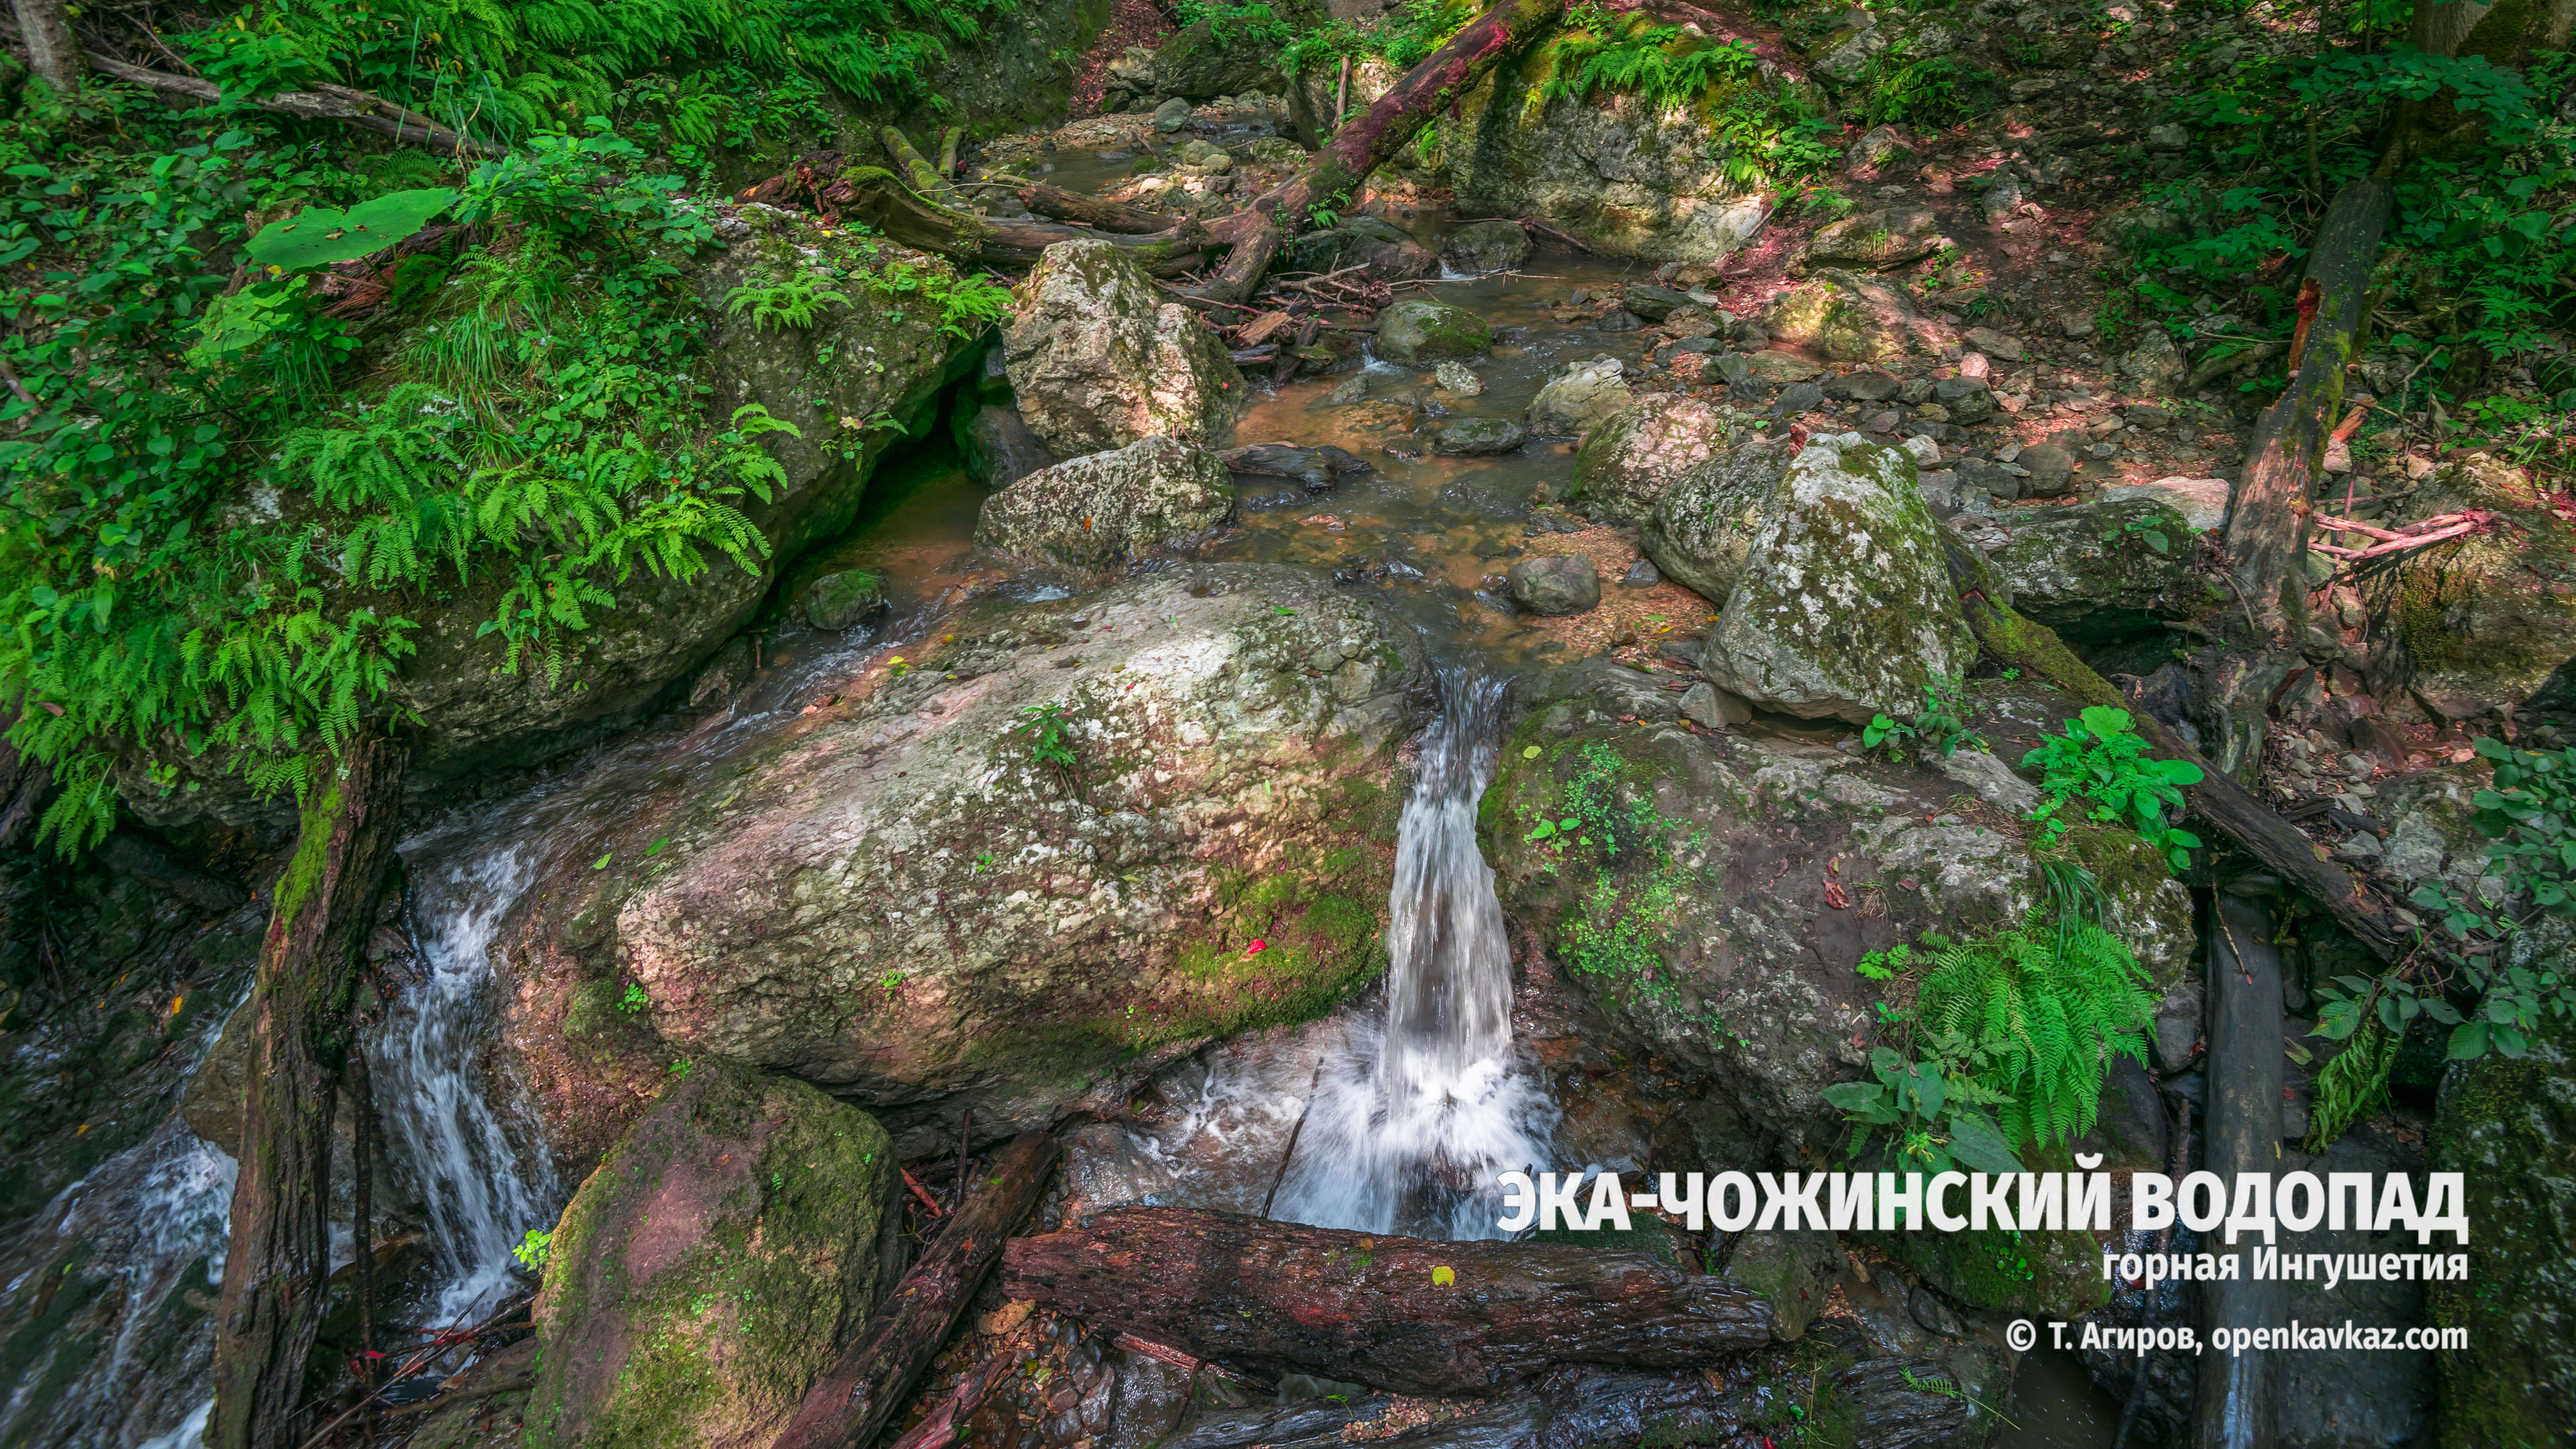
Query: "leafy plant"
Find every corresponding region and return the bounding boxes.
[246,187,460,274]
[1914,924,2158,1148]
[724,275,853,332]
[2022,707,2204,870]
[1862,674,1987,761]
[620,983,650,1014]
[1820,1044,2025,1175]
[1542,18,1762,109]
[513,1229,553,1270]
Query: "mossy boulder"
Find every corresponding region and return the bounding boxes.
[1868,1220,2111,1323]
[1570,394,1739,526]
[1994,497,2198,643]
[2429,938,2575,1448]
[1150,19,1287,99]
[1374,299,1493,364]
[1763,270,1935,363]
[1525,356,1634,439]
[800,568,885,631]
[505,564,1421,1158]
[527,1059,895,1449]
[1639,436,1797,604]
[973,435,1234,568]
[1699,435,1980,724]
[2371,452,2576,718]
[1004,239,1242,458]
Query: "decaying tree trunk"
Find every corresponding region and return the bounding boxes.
[1016,182,1175,234]
[210,729,411,1449]
[770,1132,1061,1449]
[1941,562,2410,964]
[12,0,83,93]
[883,127,965,208]
[85,54,501,156]
[1000,1208,1776,1395]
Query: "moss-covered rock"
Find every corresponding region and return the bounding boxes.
[1373,299,1493,364]
[1763,270,1937,363]
[1868,1221,2110,1322]
[1699,435,1979,724]
[1994,497,2198,643]
[2371,451,2576,717]
[973,435,1234,568]
[1638,435,1796,604]
[1525,356,1634,439]
[2429,947,2575,1448]
[527,1059,894,1448]
[505,564,1421,1159]
[1569,394,1739,527]
[800,568,885,631]
[1004,239,1242,458]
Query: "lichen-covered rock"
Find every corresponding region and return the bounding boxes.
[505,564,1421,1158]
[2429,953,2575,1448]
[1004,240,1242,458]
[1508,557,1601,615]
[1700,435,1980,724]
[974,436,1234,568]
[1442,219,1531,274]
[527,1060,894,1449]
[1526,356,1633,438]
[1764,270,1935,363]
[801,568,885,631]
[1570,396,1737,526]
[1994,497,2198,643]
[1375,298,1493,364]
[2371,453,2576,716]
[1480,667,2196,1167]
[1638,439,1796,604]
[1797,208,1946,273]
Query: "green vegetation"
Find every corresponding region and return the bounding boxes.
[1528,3,1840,189]
[619,983,650,1015]
[1176,1,1299,48]
[1861,674,1987,761]
[2021,706,2205,871]
[514,1228,554,1271]
[724,276,853,332]
[1281,0,1483,77]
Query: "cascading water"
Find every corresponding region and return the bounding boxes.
[374,835,561,1327]
[1075,667,1556,1241]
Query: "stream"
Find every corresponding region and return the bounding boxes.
[14,237,2145,1449]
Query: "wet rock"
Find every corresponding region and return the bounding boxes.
[1639,438,1797,604]
[1799,207,1945,272]
[1375,297,1493,364]
[1526,356,1633,438]
[1698,434,1980,724]
[527,1059,894,1448]
[1433,360,1485,397]
[2015,441,2077,497]
[1219,443,1353,491]
[802,568,887,631]
[1508,557,1601,616]
[1619,284,1696,321]
[961,403,1057,490]
[2117,328,2187,396]
[1996,497,2197,642]
[1907,1286,1964,1338]
[510,566,1421,1159]
[1004,240,1242,457]
[1569,394,1735,526]
[975,436,1234,568]
[1764,270,1931,362]
[1434,417,1528,456]
[1441,219,1531,274]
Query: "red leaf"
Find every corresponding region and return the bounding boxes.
[1822,881,1850,910]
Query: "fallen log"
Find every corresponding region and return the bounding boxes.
[2194,892,2288,1448]
[1000,1207,1775,1396]
[883,127,965,209]
[769,1132,1061,1449]
[1017,182,1173,234]
[87,54,501,158]
[1942,554,2411,965]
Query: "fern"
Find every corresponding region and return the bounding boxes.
[2305,1016,2400,1151]
[1542,21,1760,109]
[1915,924,2157,1149]
[724,276,852,332]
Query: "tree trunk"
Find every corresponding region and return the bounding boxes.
[11,0,82,94]
[1943,578,2410,964]
[2193,893,2287,1449]
[1016,182,1175,234]
[2222,179,2392,634]
[85,54,501,156]
[1000,1208,1776,1396]
[769,1132,1061,1449]
[209,730,410,1449]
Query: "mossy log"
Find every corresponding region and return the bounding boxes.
[882,126,965,209]
[771,1132,1061,1449]
[1016,182,1174,235]
[999,1207,1776,1395]
[209,729,410,1449]
[1941,544,2409,963]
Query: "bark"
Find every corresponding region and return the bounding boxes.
[1000,1208,1776,1395]
[2193,893,2287,1449]
[12,0,82,93]
[211,729,411,1449]
[1941,572,2411,964]
[832,172,1208,275]
[769,1132,1061,1449]
[1016,182,1173,234]
[2222,179,2392,633]
[883,127,965,208]
[85,55,501,156]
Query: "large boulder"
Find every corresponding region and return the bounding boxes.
[1994,497,2200,643]
[1004,239,1242,458]
[527,1059,896,1449]
[1151,20,1285,99]
[974,436,1234,568]
[1480,663,2196,1165]
[1526,356,1633,438]
[1570,395,1736,526]
[502,564,1423,1159]
[959,403,1056,490]
[1796,207,1947,273]
[1375,298,1493,364]
[1699,435,1980,724]
[1442,219,1532,274]
[1638,439,1796,604]
[1764,270,1935,363]
[2373,453,2576,717]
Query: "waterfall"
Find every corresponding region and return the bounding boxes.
[1260,667,1556,1239]
[374,836,561,1326]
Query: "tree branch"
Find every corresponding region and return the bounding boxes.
[87,54,504,158]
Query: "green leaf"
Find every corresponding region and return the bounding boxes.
[592,853,612,870]
[2377,995,2404,1034]
[1524,820,1557,842]
[2140,530,2171,555]
[247,187,460,274]
[2447,1021,2489,1059]
[1945,1107,2025,1175]
[1819,1081,1890,1113]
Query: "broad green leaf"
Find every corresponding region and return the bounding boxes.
[2447,1021,2489,1058]
[185,281,303,366]
[248,187,460,274]
[1945,1108,2025,1175]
